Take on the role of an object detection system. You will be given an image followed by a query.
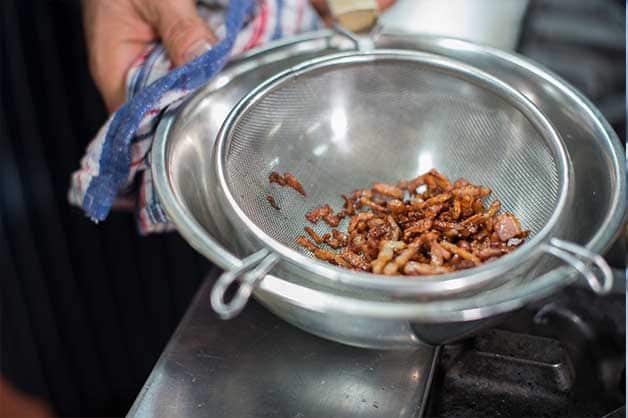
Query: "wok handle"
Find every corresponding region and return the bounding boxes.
[210,249,280,319]
[541,238,613,295]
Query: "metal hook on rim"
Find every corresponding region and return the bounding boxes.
[210,249,280,319]
[329,0,378,51]
[541,238,613,295]
[331,23,375,52]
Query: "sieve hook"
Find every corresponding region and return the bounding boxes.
[332,24,375,51]
[328,0,378,51]
[541,238,613,295]
[210,249,280,319]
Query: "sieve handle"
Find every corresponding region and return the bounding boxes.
[541,238,613,295]
[210,249,280,319]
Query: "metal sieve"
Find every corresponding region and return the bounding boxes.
[210,50,612,318]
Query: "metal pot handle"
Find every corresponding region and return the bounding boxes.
[541,238,613,295]
[210,249,280,319]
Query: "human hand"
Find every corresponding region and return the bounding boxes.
[83,0,396,113]
[83,0,217,112]
[310,0,396,26]
[0,377,52,418]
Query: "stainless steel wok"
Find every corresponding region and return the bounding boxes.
[152,31,625,349]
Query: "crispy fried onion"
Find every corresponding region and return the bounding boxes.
[296,169,528,276]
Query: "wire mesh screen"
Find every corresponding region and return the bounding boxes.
[223,58,561,256]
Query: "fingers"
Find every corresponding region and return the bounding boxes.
[312,0,397,30]
[377,0,396,10]
[310,0,396,18]
[83,0,217,112]
[310,0,330,16]
[0,377,53,418]
[145,0,217,67]
[97,39,153,112]
[83,0,157,111]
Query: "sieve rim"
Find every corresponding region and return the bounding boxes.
[214,50,571,293]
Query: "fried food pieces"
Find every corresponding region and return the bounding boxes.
[297,169,528,276]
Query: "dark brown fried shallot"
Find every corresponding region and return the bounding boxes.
[266,195,280,210]
[403,262,453,275]
[305,204,332,224]
[341,194,354,216]
[304,226,324,244]
[493,213,524,242]
[269,171,286,186]
[296,169,528,276]
[372,182,404,199]
[284,172,306,196]
[269,171,306,196]
[297,236,318,252]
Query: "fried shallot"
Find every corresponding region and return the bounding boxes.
[269,171,306,196]
[295,169,528,276]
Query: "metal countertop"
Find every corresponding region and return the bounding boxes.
[128,271,436,418]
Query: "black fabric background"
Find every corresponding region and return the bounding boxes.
[1,0,211,415]
[0,0,624,416]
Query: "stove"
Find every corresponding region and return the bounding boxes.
[426,285,625,417]
[128,262,625,418]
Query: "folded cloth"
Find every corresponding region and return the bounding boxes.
[68,0,322,234]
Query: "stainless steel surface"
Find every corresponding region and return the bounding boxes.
[213,48,576,299]
[378,0,529,51]
[152,31,625,348]
[541,238,613,294]
[127,275,437,418]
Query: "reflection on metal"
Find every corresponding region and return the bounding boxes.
[152,30,625,348]
[330,107,349,142]
[416,152,433,176]
[379,0,529,51]
[128,277,437,418]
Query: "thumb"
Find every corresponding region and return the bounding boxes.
[150,0,217,67]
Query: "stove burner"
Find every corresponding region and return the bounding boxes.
[425,287,625,418]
